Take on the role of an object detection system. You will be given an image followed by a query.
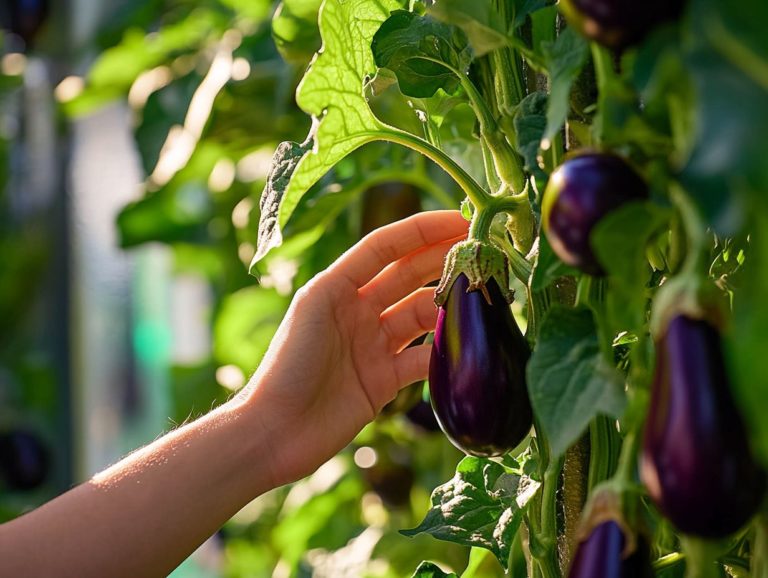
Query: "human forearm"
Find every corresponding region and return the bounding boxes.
[0,396,273,578]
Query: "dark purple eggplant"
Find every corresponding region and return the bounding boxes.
[363,462,415,508]
[5,0,49,47]
[0,429,50,491]
[640,315,766,537]
[405,397,441,433]
[429,273,532,457]
[361,182,422,235]
[568,521,653,578]
[542,153,648,276]
[559,0,686,50]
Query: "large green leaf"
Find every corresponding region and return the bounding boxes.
[401,456,539,567]
[513,91,549,187]
[527,306,626,458]
[540,27,588,143]
[372,10,472,98]
[592,202,670,335]
[680,0,768,235]
[252,0,404,265]
[272,0,323,64]
[427,0,552,56]
[213,286,291,374]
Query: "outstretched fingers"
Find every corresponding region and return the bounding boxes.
[359,237,459,311]
[380,287,438,353]
[392,344,433,391]
[330,211,467,287]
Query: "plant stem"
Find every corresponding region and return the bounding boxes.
[680,537,722,578]
[379,128,492,209]
[459,76,526,193]
[669,183,709,278]
[468,194,530,242]
[469,206,496,241]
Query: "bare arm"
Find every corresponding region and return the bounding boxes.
[0,211,468,578]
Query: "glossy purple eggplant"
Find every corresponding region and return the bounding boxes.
[559,0,686,50]
[0,430,50,491]
[429,274,532,457]
[640,315,766,537]
[568,521,652,578]
[542,153,648,276]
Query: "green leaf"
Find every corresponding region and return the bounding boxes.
[731,212,768,467]
[372,10,473,98]
[410,561,458,578]
[591,202,670,334]
[541,27,589,143]
[213,286,291,374]
[272,0,323,64]
[513,91,548,184]
[66,12,217,115]
[252,0,404,265]
[527,306,626,458]
[513,0,553,28]
[401,456,539,567]
[530,233,577,292]
[426,0,552,56]
[427,0,507,57]
[679,0,768,235]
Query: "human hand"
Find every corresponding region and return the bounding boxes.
[240,211,468,486]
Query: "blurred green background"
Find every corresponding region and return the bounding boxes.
[0,1,502,576]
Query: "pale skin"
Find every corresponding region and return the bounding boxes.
[0,210,468,578]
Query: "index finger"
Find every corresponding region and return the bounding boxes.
[331,210,468,287]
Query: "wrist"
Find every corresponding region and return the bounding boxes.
[223,389,286,497]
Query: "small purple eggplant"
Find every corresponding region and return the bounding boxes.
[568,521,652,578]
[0,429,50,491]
[559,0,686,50]
[640,315,766,537]
[542,153,648,276]
[6,0,49,47]
[429,274,532,457]
[405,397,441,433]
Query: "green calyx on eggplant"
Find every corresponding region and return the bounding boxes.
[568,488,653,578]
[429,258,532,456]
[542,152,648,276]
[640,313,766,538]
[433,239,513,307]
[568,521,652,578]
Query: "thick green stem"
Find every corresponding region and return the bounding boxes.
[469,194,529,242]
[680,538,723,578]
[379,128,492,209]
[587,416,620,490]
[469,207,496,242]
[459,76,526,193]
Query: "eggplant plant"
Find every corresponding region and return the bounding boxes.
[69,0,768,574]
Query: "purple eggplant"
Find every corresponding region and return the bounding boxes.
[542,153,648,276]
[0,430,50,491]
[429,274,532,457]
[640,315,766,537]
[405,397,441,433]
[568,521,652,578]
[559,0,686,50]
[5,0,49,47]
